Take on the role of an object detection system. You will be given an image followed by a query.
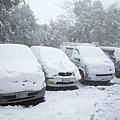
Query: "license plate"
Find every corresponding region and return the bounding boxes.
[62,78,70,83]
[16,92,28,99]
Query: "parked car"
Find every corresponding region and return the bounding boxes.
[31,46,81,87]
[100,46,120,78]
[60,42,115,83]
[0,44,46,106]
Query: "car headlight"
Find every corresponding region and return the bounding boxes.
[47,81,54,84]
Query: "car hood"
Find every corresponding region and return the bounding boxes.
[41,61,81,80]
[0,61,45,94]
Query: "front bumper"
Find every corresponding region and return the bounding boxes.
[46,76,79,87]
[0,87,46,105]
[85,72,114,81]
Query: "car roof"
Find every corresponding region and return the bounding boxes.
[99,46,115,52]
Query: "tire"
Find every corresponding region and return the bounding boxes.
[79,70,86,84]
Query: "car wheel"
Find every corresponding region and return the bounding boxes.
[79,70,86,84]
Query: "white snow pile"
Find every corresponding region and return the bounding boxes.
[31,46,81,80]
[0,77,120,120]
[0,44,45,93]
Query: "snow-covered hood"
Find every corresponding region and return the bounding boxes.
[0,61,45,94]
[83,58,114,67]
[41,61,81,80]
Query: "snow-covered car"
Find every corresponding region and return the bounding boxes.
[60,42,115,83]
[31,46,81,87]
[100,46,120,78]
[0,44,46,105]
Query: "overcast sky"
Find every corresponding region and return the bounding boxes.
[25,0,120,24]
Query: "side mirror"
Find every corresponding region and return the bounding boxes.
[111,56,116,61]
[74,54,80,61]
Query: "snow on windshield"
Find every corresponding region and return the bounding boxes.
[39,46,70,62]
[0,44,37,62]
[77,46,107,59]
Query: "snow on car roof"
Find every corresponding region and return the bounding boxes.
[31,46,71,62]
[76,46,108,59]
[0,44,37,62]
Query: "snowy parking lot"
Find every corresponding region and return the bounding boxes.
[0,77,120,120]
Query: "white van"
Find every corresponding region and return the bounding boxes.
[31,46,81,87]
[60,42,115,83]
[0,44,46,105]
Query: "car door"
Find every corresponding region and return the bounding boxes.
[71,49,80,67]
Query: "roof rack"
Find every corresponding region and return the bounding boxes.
[61,42,96,46]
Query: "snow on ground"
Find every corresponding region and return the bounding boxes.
[0,77,120,120]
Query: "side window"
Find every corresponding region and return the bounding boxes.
[102,50,109,57]
[103,50,116,62]
[72,49,80,58]
[65,48,73,57]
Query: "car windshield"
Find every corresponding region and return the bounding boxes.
[39,47,70,63]
[77,46,107,59]
[0,44,36,62]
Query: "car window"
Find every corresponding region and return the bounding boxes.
[65,48,73,57]
[102,50,116,61]
[72,49,80,58]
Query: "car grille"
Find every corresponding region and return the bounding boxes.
[96,74,113,76]
[56,82,74,84]
[58,72,72,76]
